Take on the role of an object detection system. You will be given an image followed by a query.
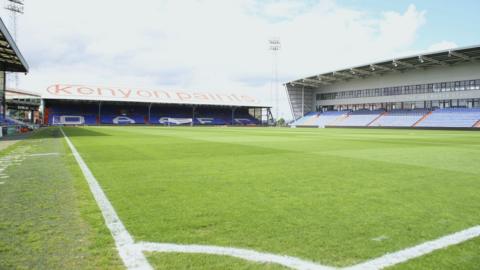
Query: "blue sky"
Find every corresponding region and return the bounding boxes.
[2,0,479,119]
[337,0,480,49]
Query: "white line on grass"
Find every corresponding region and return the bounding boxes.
[60,128,153,270]
[29,152,60,157]
[139,242,334,270]
[60,128,335,270]
[344,225,480,270]
[61,127,480,270]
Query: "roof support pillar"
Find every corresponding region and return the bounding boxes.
[148,103,153,125]
[98,102,102,125]
[1,71,5,126]
[301,86,305,116]
[231,107,236,125]
[191,105,195,126]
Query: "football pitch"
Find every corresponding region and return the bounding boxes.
[1,126,480,269]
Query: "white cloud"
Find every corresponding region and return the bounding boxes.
[4,0,428,120]
[247,0,321,21]
[377,4,426,53]
[427,40,458,52]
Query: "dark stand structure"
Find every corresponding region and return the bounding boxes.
[0,17,29,130]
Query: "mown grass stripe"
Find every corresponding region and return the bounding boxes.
[61,128,153,270]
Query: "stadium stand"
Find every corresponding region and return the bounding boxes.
[0,18,30,137]
[47,103,98,125]
[233,112,260,125]
[371,109,430,127]
[312,111,347,127]
[291,108,480,128]
[40,84,269,126]
[416,108,480,128]
[286,45,480,130]
[0,115,18,126]
[46,102,259,126]
[333,109,385,127]
[290,112,318,126]
[195,107,228,125]
[149,105,192,125]
[100,104,147,125]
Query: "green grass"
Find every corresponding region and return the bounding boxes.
[2,126,480,269]
[147,253,288,270]
[0,128,123,269]
[61,126,480,268]
[389,237,480,269]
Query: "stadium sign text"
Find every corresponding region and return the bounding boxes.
[46,84,259,105]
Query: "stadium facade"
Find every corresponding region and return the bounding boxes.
[40,84,272,126]
[286,45,480,128]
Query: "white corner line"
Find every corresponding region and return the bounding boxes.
[344,225,480,270]
[60,127,334,270]
[60,128,153,270]
[138,242,334,270]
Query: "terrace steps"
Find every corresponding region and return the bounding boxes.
[368,112,388,127]
[474,120,480,128]
[330,115,346,125]
[303,113,320,126]
[331,114,350,125]
[412,111,432,127]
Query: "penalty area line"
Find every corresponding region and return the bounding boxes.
[60,128,153,270]
[344,225,480,270]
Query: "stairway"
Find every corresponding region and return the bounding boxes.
[330,114,350,126]
[412,111,432,127]
[368,112,388,127]
[473,119,480,128]
[6,116,36,129]
[303,114,319,126]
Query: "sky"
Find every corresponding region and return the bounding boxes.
[1,0,479,120]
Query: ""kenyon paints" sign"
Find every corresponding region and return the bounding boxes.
[45,84,263,106]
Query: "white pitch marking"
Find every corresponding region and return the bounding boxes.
[61,128,335,270]
[29,153,60,157]
[345,226,480,270]
[0,181,4,185]
[60,128,153,270]
[139,242,334,270]
[0,175,9,179]
[60,127,480,270]
[371,236,388,242]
